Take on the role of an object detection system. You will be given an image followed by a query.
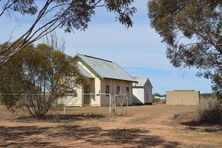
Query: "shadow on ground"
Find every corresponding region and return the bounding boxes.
[0,126,56,147]
[181,121,222,134]
[49,125,179,147]
[0,125,179,147]
[13,114,105,123]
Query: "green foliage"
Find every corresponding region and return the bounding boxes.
[0,43,83,118]
[0,0,37,16]
[0,0,136,67]
[148,0,222,93]
[0,0,136,30]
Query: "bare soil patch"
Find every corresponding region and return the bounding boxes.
[0,104,221,147]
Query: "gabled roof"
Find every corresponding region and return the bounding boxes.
[133,77,153,87]
[77,63,93,78]
[75,54,135,82]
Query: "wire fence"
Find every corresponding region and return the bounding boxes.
[0,93,130,116]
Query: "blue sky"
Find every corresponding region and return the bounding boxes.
[0,1,212,94]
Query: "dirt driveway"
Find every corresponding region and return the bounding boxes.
[0,104,221,147]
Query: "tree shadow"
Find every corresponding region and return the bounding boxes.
[0,124,179,147]
[0,126,55,147]
[93,128,179,147]
[13,114,105,123]
[51,125,179,147]
[181,121,222,133]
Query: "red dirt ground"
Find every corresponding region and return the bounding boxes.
[0,104,221,147]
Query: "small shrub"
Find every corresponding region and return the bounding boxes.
[198,99,222,123]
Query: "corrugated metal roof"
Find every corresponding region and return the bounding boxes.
[76,54,135,82]
[133,77,152,87]
[77,63,93,78]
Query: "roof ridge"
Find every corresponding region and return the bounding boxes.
[78,54,113,63]
[133,76,149,80]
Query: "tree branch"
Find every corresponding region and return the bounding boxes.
[0,0,16,17]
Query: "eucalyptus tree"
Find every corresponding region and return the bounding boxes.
[0,43,83,118]
[148,0,222,93]
[0,0,136,67]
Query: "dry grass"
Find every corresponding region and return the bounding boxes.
[0,104,221,147]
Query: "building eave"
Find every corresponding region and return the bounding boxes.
[74,55,104,80]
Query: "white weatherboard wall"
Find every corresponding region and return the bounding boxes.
[58,61,100,107]
[58,86,83,107]
[91,77,101,106]
[78,61,101,106]
[133,88,145,104]
[132,78,153,104]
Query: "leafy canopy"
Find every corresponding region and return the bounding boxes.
[0,0,136,67]
[0,43,84,117]
[148,0,222,93]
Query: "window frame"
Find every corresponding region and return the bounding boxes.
[126,86,129,94]
[116,85,120,94]
[105,85,110,95]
